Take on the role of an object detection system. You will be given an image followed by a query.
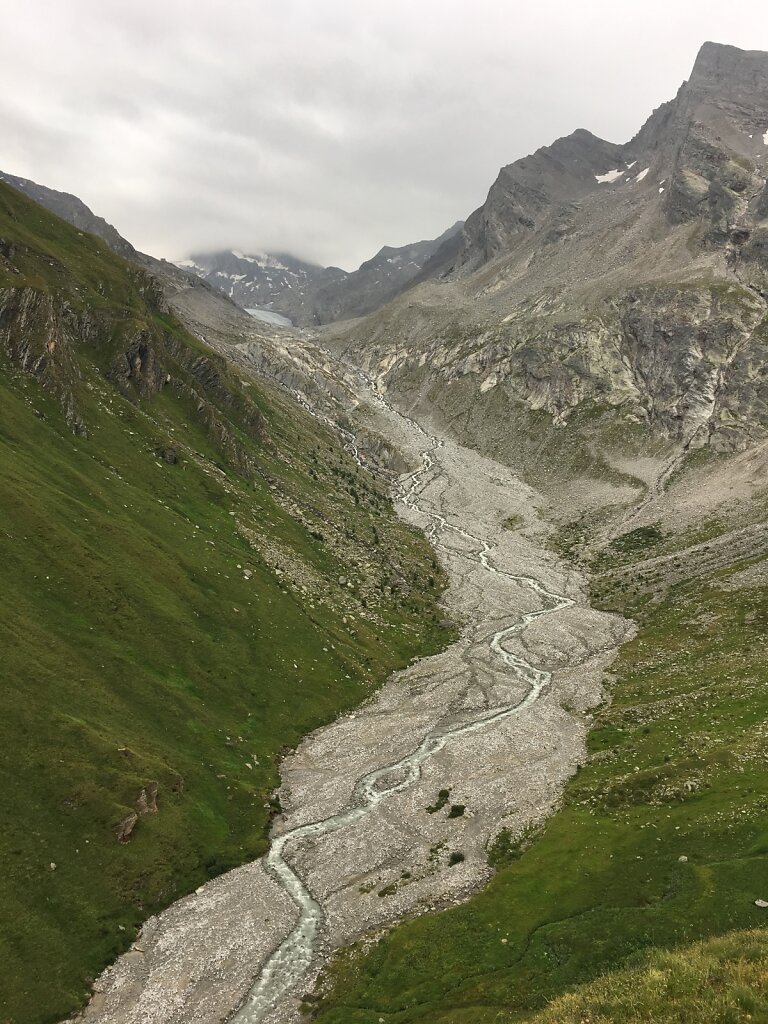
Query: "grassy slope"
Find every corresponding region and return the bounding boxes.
[312,508,767,1021]
[0,183,448,1023]
[529,928,768,1024]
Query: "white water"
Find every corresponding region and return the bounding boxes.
[231,386,574,1023]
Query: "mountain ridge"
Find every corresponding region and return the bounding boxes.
[409,40,768,283]
[182,222,464,326]
[323,39,768,519]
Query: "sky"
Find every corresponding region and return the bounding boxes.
[2,1,768,270]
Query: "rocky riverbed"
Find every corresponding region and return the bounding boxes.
[72,377,632,1024]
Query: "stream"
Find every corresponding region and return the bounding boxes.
[230,385,574,1023]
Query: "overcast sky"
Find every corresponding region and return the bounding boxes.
[2,1,768,269]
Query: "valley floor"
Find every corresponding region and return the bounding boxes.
[72,372,630,1023]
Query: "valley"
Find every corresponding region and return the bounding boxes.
[0,32,766,1024]
[70,363,629,1024]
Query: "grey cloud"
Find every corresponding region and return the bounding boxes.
[2,0,768,268]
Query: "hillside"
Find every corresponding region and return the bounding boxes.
[0,180,449,1024]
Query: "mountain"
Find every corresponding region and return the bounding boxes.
[325,41,768,514]
[182,222,463,326]
[178,249,346,323]
[420,41,768,279]
[0,178,448,1024]
[0,167,463,333]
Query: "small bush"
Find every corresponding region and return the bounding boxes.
[426,788,451,814]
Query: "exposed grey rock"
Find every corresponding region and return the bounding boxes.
[136,784,159,816]
[116,813,139,844]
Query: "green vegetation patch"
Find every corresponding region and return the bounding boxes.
[529,928,768,1024]
[426,788,451,814]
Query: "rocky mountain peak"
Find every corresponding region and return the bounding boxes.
[447,127,628,274]
[689,39,768,92]
[653,42,768,238]
[435,42,768,280]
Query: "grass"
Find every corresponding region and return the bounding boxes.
[310,535,768,1022]
[530,928,768,1024]
[0,182,450,1023]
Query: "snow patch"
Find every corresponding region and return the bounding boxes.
[176,259,207,273]
[595,167,625,184]
[659,187,665,193]
[763,129,768,145]
[626,160,637,169]
[231,250,288,271]
[635,167,650,182]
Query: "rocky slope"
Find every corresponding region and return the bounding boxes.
[182,223,463,326]
[324,42,768,521]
